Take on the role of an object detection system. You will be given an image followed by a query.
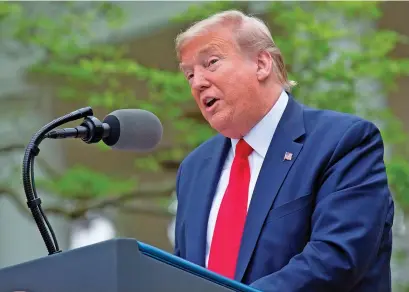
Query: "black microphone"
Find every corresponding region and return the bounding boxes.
[45,109,163,152]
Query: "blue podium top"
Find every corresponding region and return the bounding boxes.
[138,241,259,292]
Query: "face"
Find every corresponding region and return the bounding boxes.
[179,28,268,138]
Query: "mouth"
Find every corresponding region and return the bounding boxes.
[204,97,219,110]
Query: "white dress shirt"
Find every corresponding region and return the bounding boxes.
[205,90,289,266]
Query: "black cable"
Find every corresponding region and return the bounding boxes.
[24,145,56,254]
[31,155,60,252]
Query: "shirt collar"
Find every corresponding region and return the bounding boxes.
[231,90,289,158]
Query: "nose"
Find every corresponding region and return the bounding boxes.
[191,69,210,91]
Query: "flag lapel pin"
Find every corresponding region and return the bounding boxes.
[283,152,293,161]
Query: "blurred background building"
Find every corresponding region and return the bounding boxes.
[0,0,408,289]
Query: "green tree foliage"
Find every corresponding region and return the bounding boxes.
[1,1,409,218]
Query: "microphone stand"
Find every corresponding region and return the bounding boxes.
[21,107,94,255]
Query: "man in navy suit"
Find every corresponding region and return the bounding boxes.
[173,10,394,292]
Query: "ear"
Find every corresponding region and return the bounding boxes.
[256,50,273,82]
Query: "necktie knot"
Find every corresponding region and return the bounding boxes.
[235,139,253,158]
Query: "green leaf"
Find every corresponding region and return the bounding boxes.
[37,165,136,199]
[8,1,409,215]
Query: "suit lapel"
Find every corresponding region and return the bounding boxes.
[235,96,306,281]
[186,135,231,267]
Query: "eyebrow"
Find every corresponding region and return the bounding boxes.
[179,45,222,72]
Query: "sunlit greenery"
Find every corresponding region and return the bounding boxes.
[1,1,408,289]
[1,1,409,215]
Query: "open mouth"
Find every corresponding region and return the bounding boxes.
[205,97,219,108]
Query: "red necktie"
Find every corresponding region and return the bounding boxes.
[207,139,253,279]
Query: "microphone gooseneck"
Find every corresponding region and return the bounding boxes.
[23,106,162,256]
[22,107,93,255]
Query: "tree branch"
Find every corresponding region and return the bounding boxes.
[41,178,176,219]
[0,177,176,221]
[35,156,61,179]
[0,186,33,221]
[130,179,176,198]
[120,203,172,218]
[45,198,172,220]
[0,144,63,179]
[0,143,26,153]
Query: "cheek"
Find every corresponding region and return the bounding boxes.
[223,75,244,100]
[191,90,201,107]
[227,76,256,104]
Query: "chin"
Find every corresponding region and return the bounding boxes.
[209,121,240,138]
[207,111,239,138]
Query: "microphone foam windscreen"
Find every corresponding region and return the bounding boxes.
[102,109,163,152]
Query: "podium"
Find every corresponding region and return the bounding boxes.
[0,238,259,292]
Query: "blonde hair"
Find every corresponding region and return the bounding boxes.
[175,10,296,91]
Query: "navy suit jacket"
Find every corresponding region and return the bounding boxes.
[174,95,394,292]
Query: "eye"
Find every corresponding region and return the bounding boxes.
[187,73,194,80]
[207,57,219,67]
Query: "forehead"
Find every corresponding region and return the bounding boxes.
[179,29,238,68]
